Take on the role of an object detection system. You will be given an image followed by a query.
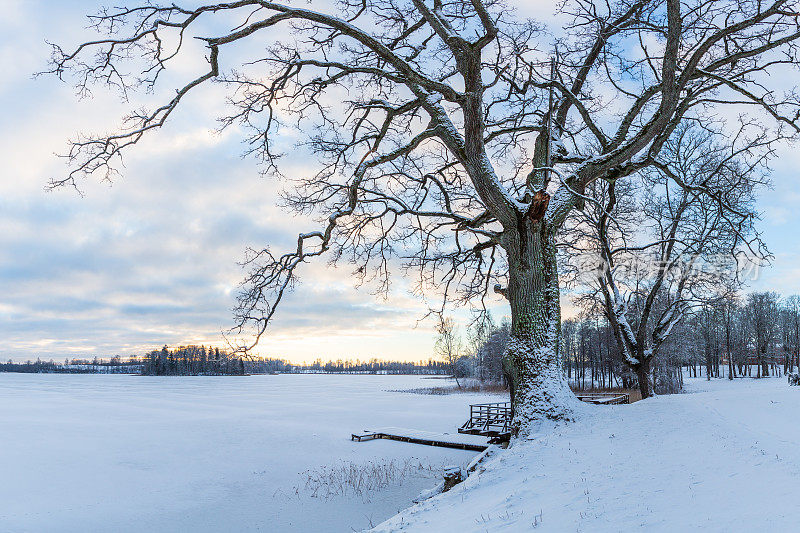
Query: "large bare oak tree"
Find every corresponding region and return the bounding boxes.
[47,0,800,434]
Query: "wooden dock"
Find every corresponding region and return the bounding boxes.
[352,427,490,451]
[353,393,630,451]
[458,393,629,440]
[458,402,511,439]
[574,392,630,405]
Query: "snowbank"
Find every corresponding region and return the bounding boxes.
[374,377,800,532]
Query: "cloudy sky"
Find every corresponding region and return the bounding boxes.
[1,0,799,363]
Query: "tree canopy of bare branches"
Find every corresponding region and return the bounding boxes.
[47,0,800,433]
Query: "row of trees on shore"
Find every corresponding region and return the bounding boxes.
[1,348,452,376]
[141,346,244,376]
[439,290,800,396]
[566,291,800,392]
[7,286,799,386]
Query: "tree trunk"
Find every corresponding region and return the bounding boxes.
[726,330,734,380]
[503,219,577,436]
[635,357,654,399]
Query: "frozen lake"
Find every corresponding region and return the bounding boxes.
[0,373,501,532]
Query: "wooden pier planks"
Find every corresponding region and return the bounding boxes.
[351,427,489,451]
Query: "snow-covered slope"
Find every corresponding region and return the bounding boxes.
[374,377,800,532]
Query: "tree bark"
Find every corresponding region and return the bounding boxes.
[635,357,654,399]
[502,218,577,436]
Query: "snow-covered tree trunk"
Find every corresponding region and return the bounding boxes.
[503,217,577,435]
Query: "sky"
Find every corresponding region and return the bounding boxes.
[0,0,799,363]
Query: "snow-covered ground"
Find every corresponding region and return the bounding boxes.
[0,373,500,532]
[375,376,800,532]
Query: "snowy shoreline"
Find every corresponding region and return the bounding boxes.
[373,376,800,532]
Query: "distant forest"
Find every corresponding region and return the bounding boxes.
[0,345,452,376]
[141,345,244,376]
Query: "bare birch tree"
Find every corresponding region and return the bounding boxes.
[46,0,800,433]
[435,316,464,388]
[721,293,740,380]
[781,295,800,373]
[746,291,781,377]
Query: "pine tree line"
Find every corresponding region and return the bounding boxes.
[141,345,245,376]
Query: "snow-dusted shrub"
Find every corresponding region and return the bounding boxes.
[654,364,683,394]
[389,378,507,395]
[788,373,800,386]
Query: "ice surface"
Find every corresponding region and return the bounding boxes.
[0,374,500,532]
